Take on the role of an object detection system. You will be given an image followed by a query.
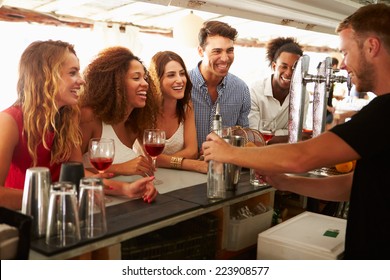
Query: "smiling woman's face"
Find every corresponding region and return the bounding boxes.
[125,59,149,111]
[161,60,187,101]
[56,51,85,108]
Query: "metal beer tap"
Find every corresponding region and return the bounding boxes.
[288,55,350,142]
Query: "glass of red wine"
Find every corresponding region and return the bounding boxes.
[259,119,276,144]
[88,138,115,174]
[143,129,166,185]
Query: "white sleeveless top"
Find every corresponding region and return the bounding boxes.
[163,121,184,155]
[82,122,139,168]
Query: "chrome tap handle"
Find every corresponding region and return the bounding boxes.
[312,58,331,138]
[288,55,309,143]
[288,56,352,142]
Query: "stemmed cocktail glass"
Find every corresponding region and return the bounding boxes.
[259,119,276,144]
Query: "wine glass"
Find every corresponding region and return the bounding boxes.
[143,129,166,185]
[259,119,276,144]
[89,138,115,204]
[88,138,115,174]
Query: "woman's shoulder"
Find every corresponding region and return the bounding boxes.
[0,106,22,129]
[2,105,22,118]
[0,110,20,144]
[80,106,99,124]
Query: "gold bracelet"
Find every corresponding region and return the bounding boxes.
[170,156,183,169]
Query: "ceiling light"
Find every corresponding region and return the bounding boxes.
[173,11,204,48]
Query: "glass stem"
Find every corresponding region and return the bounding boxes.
[152,157,157,169]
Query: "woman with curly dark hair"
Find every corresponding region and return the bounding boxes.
[79,46,158,201]
[248,37,308,143]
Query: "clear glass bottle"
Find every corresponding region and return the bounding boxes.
[212,103,222,137]
[207,103,225,200]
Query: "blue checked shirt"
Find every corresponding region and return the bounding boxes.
[189,64,251,151]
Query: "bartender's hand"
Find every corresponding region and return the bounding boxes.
[103,176,158,202]
[264,174,291,191]
[202,132,233,163]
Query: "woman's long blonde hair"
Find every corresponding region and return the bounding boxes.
[16,40,81,166]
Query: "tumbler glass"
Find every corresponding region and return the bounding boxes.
[78,178,107,239]
[250,169,269,188]
[45,182,80,247]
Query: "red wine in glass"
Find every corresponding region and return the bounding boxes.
[90,157,114,172]
[88,138,115,204]
[261,132,274,143]
[144,143,165,157]
[88,138,115,174]
[143,129,166,185]
[259,119,276,144]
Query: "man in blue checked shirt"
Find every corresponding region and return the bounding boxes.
[189,20,251,153]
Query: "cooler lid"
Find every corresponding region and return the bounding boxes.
[259,211,346,254]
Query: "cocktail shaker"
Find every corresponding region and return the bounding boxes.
[21,167,51,238]
[223,135,245,191]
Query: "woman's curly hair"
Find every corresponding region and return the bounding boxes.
[79,46,158,135]
[266,37,303,67]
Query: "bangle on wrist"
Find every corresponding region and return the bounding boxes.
[170,156,184,169]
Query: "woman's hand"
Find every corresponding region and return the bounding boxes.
[182,159,208,174]
[142,181,158,203]
[114,155,154,176]
[84,168,115,179]
[103,176,158,202]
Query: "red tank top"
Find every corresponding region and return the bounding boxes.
[3,106,60,189]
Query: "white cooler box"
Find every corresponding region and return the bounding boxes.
[226,206,273,251]
[257,211,346,260]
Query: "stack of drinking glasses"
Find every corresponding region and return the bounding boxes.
[22,165,108,248]
[45,177,108,247]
